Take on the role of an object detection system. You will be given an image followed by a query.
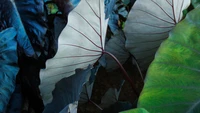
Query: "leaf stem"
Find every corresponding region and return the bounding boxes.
[103,51,139,97]
[132,56,144,81]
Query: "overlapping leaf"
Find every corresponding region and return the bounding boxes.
[15,0,47,56]
[100,80,124,108]
[137,7,200,113]
[124,0,190,69]
[5,0,35,56]
[43,66,91,113]
[39,0,108,104]
[105,30,129,70]
[52,0,80,19]
[0,27,19,112]
[79,64,100,104]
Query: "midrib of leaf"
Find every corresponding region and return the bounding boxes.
[186,100,200,113]
[151,0,174,22]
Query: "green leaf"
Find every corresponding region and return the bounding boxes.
[120,108,149,113]
[124,0,191,70]
[137,7,200,113]
[192,0,200,8]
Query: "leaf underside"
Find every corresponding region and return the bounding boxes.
[124,0,190,70]
[39,0,108,105]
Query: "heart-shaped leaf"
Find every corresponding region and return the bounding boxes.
[124,0,190,69]
[40,0,108,104]
[137,7,200,113]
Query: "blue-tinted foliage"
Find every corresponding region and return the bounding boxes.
[43,66,92,113]
[0,27,19,112]
[71,0,81,7]
[105,0,116,19]
[52,0,80,19]
[0,0,35,57]
[15,0,47,56]
[6,85,22,113]
[89,64,101,84]
[105,0,128,34]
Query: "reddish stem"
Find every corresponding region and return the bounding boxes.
[103,51,139,97]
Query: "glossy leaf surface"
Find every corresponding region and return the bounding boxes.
[138,7,200,113]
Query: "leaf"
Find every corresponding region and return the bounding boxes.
[0,27,19,112]
[120,108,149,113]
[105,0,118,33]
[79,64,100,104]
[54,17,66,40]
[192,0,200,8]
[43,66,92,113]
[6,85,22,113]
[104,0,117,18]
[122,0,131,5]
[3,0,35,57]
[40,0,108,105]
[116,1,128,19]
[100,80,125,108]
[52,0,81,19]
[106,0,128,33]
[124,0,191,70]
[51,16,66,56]
[105,30,130,70]
[15,0,47,56]
[137,7,200,113]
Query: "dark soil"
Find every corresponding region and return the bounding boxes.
[78,60,145,113]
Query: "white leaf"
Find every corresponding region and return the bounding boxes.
[124,0,190,69]
[39,0,108,105]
